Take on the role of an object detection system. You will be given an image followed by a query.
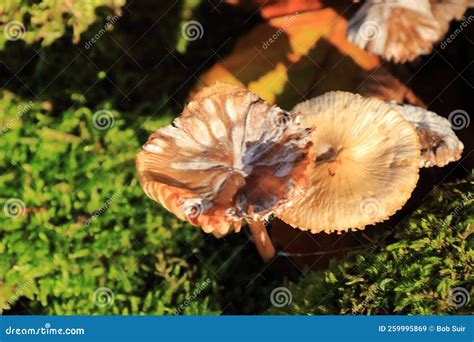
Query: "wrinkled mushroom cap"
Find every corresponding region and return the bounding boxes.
[347,0,468,63]
[388,102,464,167]
[278,91,420,233]
[136,83,311,236]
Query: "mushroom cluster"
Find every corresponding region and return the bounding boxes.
[136,83,463,261]
[347,0,472,62]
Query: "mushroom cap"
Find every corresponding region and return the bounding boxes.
[136,83,311,235]
[278,91,420,233]
[347,0,464,63]
[430,0,469,34]
[388,102,464,168]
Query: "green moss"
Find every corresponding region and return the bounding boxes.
[0,0,126,48]
[0,0,471,316]
[0,91,216,314]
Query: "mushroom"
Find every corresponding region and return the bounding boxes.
[278,91,420,233]
[429,0,471,34]
[347,0,472,63]
[136,83,311,261]
[387,102,464,167]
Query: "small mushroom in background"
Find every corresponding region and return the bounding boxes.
[387,102,464,167]
[347,0,473,63]
[136,83,312,262]
[278,91,421,233]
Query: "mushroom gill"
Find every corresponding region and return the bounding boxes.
[136,83,311,236]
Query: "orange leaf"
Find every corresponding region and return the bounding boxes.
[193,9,422,109]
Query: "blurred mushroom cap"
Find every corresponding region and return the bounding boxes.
[430,0,470,34]
[136,83,311,236]
[388,102,464,167]
[278,92,420,233]
[347,0,470,63]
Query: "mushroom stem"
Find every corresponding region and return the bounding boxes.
[248,220,276,262]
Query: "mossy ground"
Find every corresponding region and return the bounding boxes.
[0,0,472,315]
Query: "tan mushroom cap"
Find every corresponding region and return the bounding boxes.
[136,83,311,236]
[387,102,464,168]
[278,92,420,233]
[429,0,470,34]
[347,0,470,63]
